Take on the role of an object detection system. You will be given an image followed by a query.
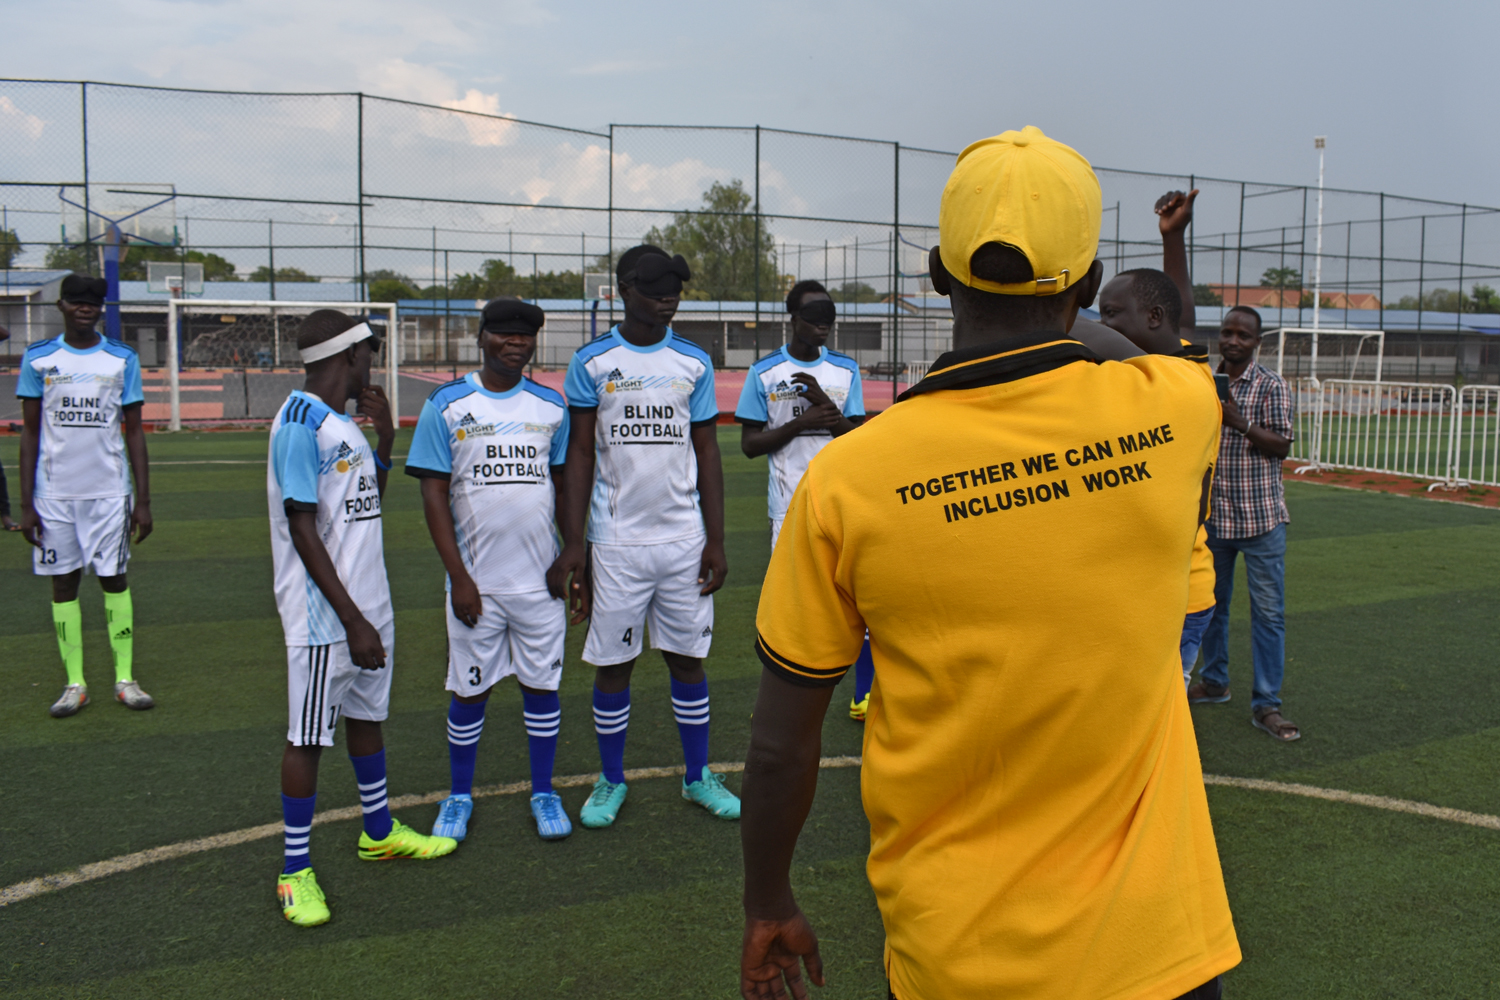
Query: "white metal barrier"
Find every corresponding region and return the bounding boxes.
[1453,385,1500,487]
[906,360,934,383]
[1293,378,1460,486]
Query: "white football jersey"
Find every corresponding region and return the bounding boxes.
[267,390,393,647]
[16,335,144,500]
[735,346,865,521]
[563,327,718,545]
[404,373,569,595]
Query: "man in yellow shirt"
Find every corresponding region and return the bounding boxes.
[738,127,1239,1000]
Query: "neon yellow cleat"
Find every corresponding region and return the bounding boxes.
[849,696,869,721]
[357,819,458,861]
[277,868,330,927]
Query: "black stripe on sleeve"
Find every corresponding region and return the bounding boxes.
[755,633,850,689]
[690,417,719,429]
[404,465,452,481]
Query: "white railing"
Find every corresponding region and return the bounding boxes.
[1453,385,1500,487]
[906,360,934,383]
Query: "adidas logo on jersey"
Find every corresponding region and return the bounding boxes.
[605,368,624,381]
[458,413,478,426]
[454,412,496,440]
[331,440,366,474]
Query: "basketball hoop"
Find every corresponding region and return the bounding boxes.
[165,275,185,300]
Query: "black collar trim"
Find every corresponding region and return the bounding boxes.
[898,332,1101,401]
[1172,342,1209,363]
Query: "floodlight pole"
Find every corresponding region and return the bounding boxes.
[1312,136,1326,379]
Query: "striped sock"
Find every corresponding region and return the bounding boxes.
[521,690,561,795]
[446,697,488,797]
[671,677,710,783]
[281,792,316,875]
[349,748,393,840]
[853,636,875,702]
[593,686,630,785]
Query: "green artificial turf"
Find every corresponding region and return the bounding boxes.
[2,429,1500,998]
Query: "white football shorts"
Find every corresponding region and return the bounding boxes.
[286,619,395,747]
[446,590,566,694]
[583,537,714,665]
[31,496,133,577]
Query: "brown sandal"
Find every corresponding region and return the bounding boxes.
[1252,706,1301,741]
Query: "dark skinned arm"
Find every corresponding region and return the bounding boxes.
[740,375,859,458]
[691,422,728,595]
[1156,189,1199,335]
[287,508,386,669]
[357,385,396,496]
[121,402,153,542]
[552,409,596,624]
[18,398,42,546]
[1220,394,1291,458]
[418,475,481,628]
[544,465,589,620]
[739,669,834,999]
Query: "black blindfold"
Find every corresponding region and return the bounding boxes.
[628,253,691,298]
[798,299,837,327]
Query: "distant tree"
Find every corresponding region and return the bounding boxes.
[249,265,318,283]
[447,257,591,300]
[0,228,22,269]
[1260,267,1302,290]
[1472,284,1500,314]
[368,278,419,302]
[1193,284,1223,306]
[830,281,881,304]
[120,245,239,281]
[45,243,95,273]
[642,180,784,301]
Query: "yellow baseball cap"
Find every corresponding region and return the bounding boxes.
[939,126,1102,296]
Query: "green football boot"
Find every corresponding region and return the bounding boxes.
[683,766,741,820]
[357,819,458,861]
[277,868,330,927]
[579,776,628,828]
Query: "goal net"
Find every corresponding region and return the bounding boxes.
[161,300,399,430]
[1261,327,1385,382]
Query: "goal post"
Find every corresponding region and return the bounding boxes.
[1263,327,1385,383]
[163,299,399,431]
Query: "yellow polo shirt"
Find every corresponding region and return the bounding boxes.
[1176,340,1218,615]
[756,333,1239,1000]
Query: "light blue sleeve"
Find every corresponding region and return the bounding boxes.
[549,407,570,467]
[563,354,598,408]
[121,352,144,406]
[843,366,866,417]
[272,422,320,507]
[735,370,769,423]
[404,400,453,474]
[689,364,718,423]
[16,357,43,398]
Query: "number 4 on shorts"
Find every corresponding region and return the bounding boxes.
[622,627,632,645]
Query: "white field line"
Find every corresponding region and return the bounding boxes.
[4,760,1496,908]
[0,757,858,908]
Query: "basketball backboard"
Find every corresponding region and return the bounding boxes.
[584,272,614,301]
[148,261,205,295]
[59,183,177,245]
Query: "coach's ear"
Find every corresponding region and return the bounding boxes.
[928,246,951,297]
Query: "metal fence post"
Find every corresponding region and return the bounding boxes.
[357,92,367,301]
[1233,182,1245,304]
[80,81,92,274]
[754,124,761,357]
[892,141,900,404]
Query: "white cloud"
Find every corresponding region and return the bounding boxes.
[0,96,46,140]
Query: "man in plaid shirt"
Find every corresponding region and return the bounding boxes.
[1188,306,1301,741]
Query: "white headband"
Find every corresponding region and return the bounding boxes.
[299,322,375,364]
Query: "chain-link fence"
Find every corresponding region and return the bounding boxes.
[5,77,1500,397]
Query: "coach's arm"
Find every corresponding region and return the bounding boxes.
[739,669,832,1000]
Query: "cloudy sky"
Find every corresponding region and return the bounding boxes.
[3,0,1497,208]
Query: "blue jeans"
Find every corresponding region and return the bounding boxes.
[1201,522,1286,710]
[1179,607,1215,685]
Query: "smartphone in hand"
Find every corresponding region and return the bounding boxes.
[1214,373,1231,401]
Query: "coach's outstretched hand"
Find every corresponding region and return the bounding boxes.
[741,912,825,1000]
[1155,188,1198,236]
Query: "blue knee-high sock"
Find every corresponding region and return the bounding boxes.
[281,792,316,875]
[522,690,561,795]
[446,696,488,797]
[349,748,394,840]
[671,676,710,783]
[593,686,630,785]
[853,637,875,702]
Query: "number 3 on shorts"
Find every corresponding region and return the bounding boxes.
[468,665,482,686]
